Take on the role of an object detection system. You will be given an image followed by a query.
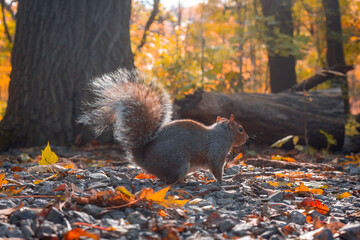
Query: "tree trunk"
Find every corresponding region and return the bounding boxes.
[322,0,349,115]
[175,89,345,150]
[260,0,297,93]
[0,0,134,150]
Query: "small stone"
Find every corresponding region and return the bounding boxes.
[70,211,97,224]
[226,165,240,175]
[110,175,132,186]
[32,199,48,208]
[101,218,120,228]
[349,167,360,175]
[2,161,13,168]
[287,211,306,225]
[231,223,251,237]
[126,211,148,226]
[35,220,57,238]
[0,223,10,237]
[0,199,16,209]
[9,208,37,224]
[20,223,35,239]
[314,228,334,240]
[218,219,236,232]
[46,207,64,224]
[204,197,216,206]
[6,225,23,238]
[82,204,103,217]
[268,192,284,203]
[218,198,235,206]
[87,181,110,189]
[37,181,57,195]
[102,210,126,220]
[339,223,360,240]
[89,172,109,181]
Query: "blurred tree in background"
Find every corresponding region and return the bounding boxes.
[132,0,360,105]
[1,0,360,126]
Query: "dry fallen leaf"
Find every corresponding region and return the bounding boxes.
[135,173,157,180]
[63,228,99,240]
[39,142,59,165]
[0,173,8,187]
[336,192,352,199]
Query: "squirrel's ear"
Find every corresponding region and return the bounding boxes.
[229,114,235,122]
[216,116,222,122]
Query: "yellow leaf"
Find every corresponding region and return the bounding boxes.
[167,196,190,207]
[293,136,299,146]
[39,142,58,165]
[146,186,171,202]
[116,186,133,198]
[336,192,352,199]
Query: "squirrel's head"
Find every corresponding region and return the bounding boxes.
[217,114,248,147]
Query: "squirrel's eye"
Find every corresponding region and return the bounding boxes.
[238,127,243,133]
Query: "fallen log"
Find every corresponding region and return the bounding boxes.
[174,88,345,150]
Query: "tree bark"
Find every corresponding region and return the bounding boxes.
[322,0,349,115]
[0,0,134,150]
[175,89,345,150]
[260,0,297,93]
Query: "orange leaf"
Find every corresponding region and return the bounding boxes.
[336,192,352,199]
[311,189,324,195]
[235,153,243,160]
[145,186,190,208]
[63,163,75,169]
[53,184,67,192]
[11,166,24,172]
[0,173,8,187]
[12,186,25,195]
[300,198,329,215]
[135,173,157,180]
[63,228,99,240]
[271,155,296,162]
[295,182,309,192]
[159,209,168,217]
[13,173,21,180]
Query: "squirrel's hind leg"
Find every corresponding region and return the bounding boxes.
[163,154,190,185]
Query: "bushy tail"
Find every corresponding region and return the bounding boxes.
[78,68,172,153]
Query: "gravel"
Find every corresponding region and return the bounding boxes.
[0,148,359,239]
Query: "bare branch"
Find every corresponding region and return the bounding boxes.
[135,0,160,53]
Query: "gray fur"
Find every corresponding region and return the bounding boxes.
[78,68,173,157]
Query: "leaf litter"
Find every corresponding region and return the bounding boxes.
[0,143,358,239]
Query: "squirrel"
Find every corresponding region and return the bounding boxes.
[78,69,248,184]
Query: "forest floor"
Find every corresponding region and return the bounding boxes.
[0,144,359,240]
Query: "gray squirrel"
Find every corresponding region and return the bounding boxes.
[78,69,248,184]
